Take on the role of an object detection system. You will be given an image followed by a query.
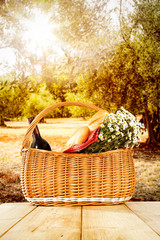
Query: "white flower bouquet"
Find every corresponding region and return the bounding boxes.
[82,107,145,154]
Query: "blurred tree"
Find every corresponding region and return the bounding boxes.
[0,72,31,125]
[0,0,112,74]
[22,81,60,118]
[41,63,76,117]
[0,0,36,74]
[72,0,160,145]
[115,0,160,144]
[0,0,115,120]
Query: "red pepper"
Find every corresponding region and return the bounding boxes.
[63,127,100,153]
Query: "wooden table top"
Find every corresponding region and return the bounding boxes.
[0,202,160,240]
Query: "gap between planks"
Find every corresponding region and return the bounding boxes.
[1,203,160,240]
[126,202,160,237]
[0,205,81,240]
[81,204,160,240]
[0,203,37,238]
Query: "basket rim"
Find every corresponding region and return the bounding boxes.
[21,147,133,157]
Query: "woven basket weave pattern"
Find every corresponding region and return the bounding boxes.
[21,102,135,206]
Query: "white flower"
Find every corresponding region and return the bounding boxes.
[108,113,115,121]
[115,126,119,131]
[117,119,123,125]
[108,113,114,117]
[130,113,135,120]
[121,132,124,137]
[140,123,145,129]
[94,106,140,152]
[128,132,132,140]
[122,121,128,130]
[120,106,125,111]
[118,113,123,119]
[99,133,104,141]
[116,110,121,116]
[128,132,132,137]
[110,118,116,123]
[120,107,135,121]
[134,125,140,133]
[109,127,114,132]
[133,129,138,134]
[133,137,138,143]
[129,120,135,127]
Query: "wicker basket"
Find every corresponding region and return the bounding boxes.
[21,102,135,206]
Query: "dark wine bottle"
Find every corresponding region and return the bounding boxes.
[28,117,51,151]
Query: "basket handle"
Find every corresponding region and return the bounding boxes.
[21,101,103,151]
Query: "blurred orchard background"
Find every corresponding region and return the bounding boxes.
[0,0,160,202]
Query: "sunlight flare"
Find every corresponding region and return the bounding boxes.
[23,9,59,52]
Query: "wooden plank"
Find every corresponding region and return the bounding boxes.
[0,203,37,237]
[82,204,160,240]
[1,206,81,240]
[126,202,160,236]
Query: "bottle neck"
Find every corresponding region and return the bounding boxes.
[28,117,41,138]
[32,125,41,138]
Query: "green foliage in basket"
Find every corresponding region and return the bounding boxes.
[82,107,145,154]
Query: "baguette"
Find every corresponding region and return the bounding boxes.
[62,126,90,151]
[88,109,108,131]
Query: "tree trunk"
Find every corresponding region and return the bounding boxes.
[144,106,157,144]
[0,115,6,127]
[142,94,157,146]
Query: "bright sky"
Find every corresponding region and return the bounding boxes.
[22,9,63,55]
[0,0,133,76]
[0,48,16,75]
[0,8,64,76]
[108,0,133,26]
